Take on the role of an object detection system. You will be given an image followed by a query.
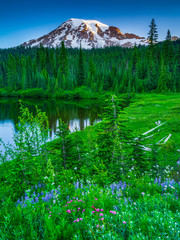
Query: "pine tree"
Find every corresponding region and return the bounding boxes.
[96,95,131,174]
[131,135,150,175]
[0,62,4,88]
[56,41,69,90]
[77,45,85,86]
[56,119,70,169]
[59,41,69,77]
[157,64,168,93]
[148,18,158,46]
[166,29,171,41]
[146,53,158,91]
[6,54,17,90]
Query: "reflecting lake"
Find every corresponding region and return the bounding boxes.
[0,98,103,152]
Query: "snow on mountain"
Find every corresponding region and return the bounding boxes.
[22,18,148,49]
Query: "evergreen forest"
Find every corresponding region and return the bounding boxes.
[0,39,179,98]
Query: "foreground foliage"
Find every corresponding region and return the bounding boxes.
[0,95,180,239]
[0,175,180,239]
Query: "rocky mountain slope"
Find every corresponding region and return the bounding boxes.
[22,18,148,49]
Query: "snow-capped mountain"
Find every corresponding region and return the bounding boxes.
[22,18,148,49]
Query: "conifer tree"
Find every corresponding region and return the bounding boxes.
[131,135,150,175]
[148,18,158,46]
[77,45,85,86]
[0,63,4,88]
[96,95,131,174]
[21,61,27,90]
[59,41,69,77]
[56,119,70,169]
[56,41,69,90]
[146,53,158,91]
[6,54,17,90]
[157,64,168,93]
[166,29,171,41]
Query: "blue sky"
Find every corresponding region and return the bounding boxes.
[1,0,180,48]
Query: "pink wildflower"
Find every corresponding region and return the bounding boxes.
[99,213,104,216]
[110,210,116,214]
[96,209,100,212]
[80,218,83,221]
[101,209,104,211]
[96,225,99,228]
[141,192,145,196]
[92,211,95,213]
[123,221,127,224]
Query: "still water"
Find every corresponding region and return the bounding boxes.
[0,98,102,152]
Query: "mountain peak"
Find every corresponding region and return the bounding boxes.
[22,18,148,49]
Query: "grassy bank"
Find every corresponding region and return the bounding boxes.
[0,86,109,99]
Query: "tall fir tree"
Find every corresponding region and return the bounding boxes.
[148,18,158,46]
[157,64,168,93]
[59,41,69,77]
[131,135,150,175]
[96,95,131,176]
[166,29,171,41]
[6,54,17,90]
[57,41,69,90]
